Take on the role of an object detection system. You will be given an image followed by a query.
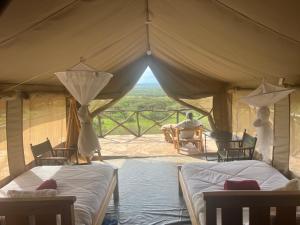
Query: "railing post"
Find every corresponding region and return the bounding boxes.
[136,111,141,137]
[95,109,208,138]
[97,115,103,138]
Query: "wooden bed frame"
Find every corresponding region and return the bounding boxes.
[178,166,201,225]
[178,166,300,225]
[0,168,119,225]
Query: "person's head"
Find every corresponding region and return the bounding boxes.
[186,112,193,120]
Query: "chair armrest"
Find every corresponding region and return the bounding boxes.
[216,139,242,144]
[223,147,253,151]
[54,147,76,151]
[53,148,77,157]
[37,157,69,166]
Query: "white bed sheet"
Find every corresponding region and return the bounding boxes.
[181,160,289,225]
[1,162,115,225]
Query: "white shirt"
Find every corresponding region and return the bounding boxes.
[175,119,201,139]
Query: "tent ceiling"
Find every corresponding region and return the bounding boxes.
[0,0,299,91]
[217,0,300,42]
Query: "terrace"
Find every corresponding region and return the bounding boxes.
[93,109,218,160]
[100,134,217,159]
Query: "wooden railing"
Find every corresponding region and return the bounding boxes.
[94,109,209,138]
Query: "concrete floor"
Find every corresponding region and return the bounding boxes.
[94,134,299,224]
[105,156,207,225]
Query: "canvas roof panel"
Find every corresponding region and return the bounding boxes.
[0,0,299,90]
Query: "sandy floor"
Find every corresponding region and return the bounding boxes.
[99,134,218,159]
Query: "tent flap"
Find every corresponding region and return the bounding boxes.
[6,97,25,177]
[91,56,229,131]
[213,92,232,132]
[273,96,290,174]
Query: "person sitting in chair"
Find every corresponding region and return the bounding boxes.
[175,112,201,139]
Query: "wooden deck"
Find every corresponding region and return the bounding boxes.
[99,134,218,159]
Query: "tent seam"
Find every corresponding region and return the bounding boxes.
[0,0,81,46]
[212,0,300,45]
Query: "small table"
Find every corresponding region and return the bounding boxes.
[203,131,242,161]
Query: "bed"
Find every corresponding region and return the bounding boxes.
[178,160,300,225]
[0,163,119,225]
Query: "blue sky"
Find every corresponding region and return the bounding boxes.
[137,66,159,85]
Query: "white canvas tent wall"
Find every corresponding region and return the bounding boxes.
[0,0,300,182]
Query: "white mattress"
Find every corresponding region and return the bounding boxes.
[1,163,115,225]
[181,160,289,225]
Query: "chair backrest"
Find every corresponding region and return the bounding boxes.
[176,126,203,139]
[242,132,257,148]
[30,138,53,159]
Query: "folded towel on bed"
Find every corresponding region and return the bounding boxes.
[224,179,260,190]
[36,179,57,190]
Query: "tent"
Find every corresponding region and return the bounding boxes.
[0,0,300,180]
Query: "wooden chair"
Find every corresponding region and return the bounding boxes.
[31,138,73,166]
[161,124,176,143]
[217,130,257,162]
[54,141,79,164]
[174,126,204,153]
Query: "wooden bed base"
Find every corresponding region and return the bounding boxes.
[93,169,119,225]
[178,166,201,225]
[0,168,119,225]
[178,166,300,225]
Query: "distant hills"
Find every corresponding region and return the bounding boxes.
[135,82,160,88]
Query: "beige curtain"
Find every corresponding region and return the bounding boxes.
[89,99,113,115]
[180,97,213,112]
[6,98,25,177]
[148,57,224,99]
[290,90,300,177]
[148,56,228,131]
[0,100,9,180]
[273,96,290,173]
[89,56,230,132]
[23,93,67,164]
[90,56,149,117]
[213,92,232,132]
